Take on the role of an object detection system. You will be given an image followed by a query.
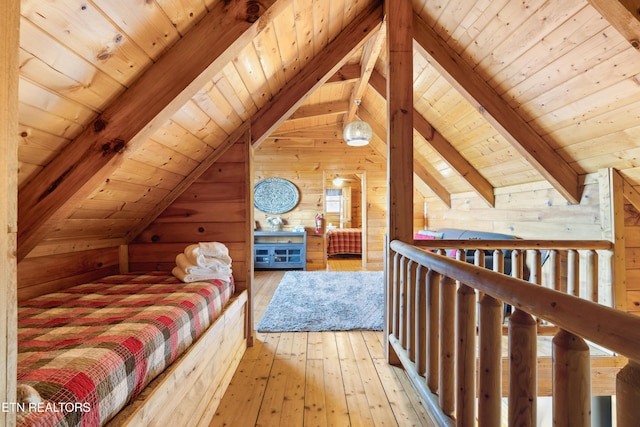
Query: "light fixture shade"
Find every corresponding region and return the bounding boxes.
[343,120,372,146]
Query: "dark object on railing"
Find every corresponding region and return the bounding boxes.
[431,228,521,273]
[422,228,531,317]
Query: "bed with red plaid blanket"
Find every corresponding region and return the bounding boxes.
[16,271,234,427]
[326,228,362,255]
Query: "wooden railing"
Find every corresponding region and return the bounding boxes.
[387,239,640,427]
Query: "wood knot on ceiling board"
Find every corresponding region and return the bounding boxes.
[94,119,107,133]
[37,167,73,202]
[101,139,126,156]
[112,140,125,153]
[96,49,112,61]
[246,0,261,23]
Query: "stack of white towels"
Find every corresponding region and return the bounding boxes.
[172,242,232,283]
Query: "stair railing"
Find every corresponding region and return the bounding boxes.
[387,239,640,427]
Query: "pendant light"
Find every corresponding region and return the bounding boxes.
[343,99,372,146]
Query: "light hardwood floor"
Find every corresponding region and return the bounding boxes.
[210,258,437,427]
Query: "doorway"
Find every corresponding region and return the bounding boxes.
[323,171,367,268]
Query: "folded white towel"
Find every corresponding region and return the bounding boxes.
[176,253,232,274]
[198,241,229,258]
[172,266,231,283]
[184,244,232,267]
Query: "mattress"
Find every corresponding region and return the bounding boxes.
[326,227,362,255]
[16,271,234,427]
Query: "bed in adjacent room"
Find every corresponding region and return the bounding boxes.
[16,271,238,427]
[326,227,362,256]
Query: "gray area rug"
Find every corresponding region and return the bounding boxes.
[256,270,384,332]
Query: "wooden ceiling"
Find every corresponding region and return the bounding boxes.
[15,0,640,259]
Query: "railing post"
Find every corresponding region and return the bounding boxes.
[407,260,417,362]
[548,249,562,292]
[440,275,456,416]
[399,255,407,349]
[552,329,590,427]
[508,308,537,427]
[567,250,579,297]
[617,360,640,427]
[511,249,524,280]
[427,268,440,392]
[457,283,476,426]
[392,252,400,339]
[474,248,485,269]
[478,293,502,426]
[493,249,504,274]
[529,249,542,285]
[586,249,598,303]
[415,266,428,376]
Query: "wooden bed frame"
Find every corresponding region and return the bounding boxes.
[106,289,248,427]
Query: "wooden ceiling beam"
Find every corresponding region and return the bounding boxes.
[16,0,289,261]
[272,123,342,134]
[288,101,350,121]
[344,20,387,123]
[326,64,362,84]
[359,105,451,207]
[268,131,342,140]
[412,13,581,205]
[369,70,495,207]
[587,0,640,50]
[251,1,384,147]
[387,0,415,245]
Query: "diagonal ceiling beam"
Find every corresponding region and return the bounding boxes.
[325,64,361,84]
[17,0,289,261]
[359,106,451,206]
[369,70,495,207]
[412,13,581,204]
[251,1,384,147]
[586,0,640,50]
[344,19,387,123]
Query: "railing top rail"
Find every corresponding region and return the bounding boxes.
[391,239,640,363]
[412,239,612,251]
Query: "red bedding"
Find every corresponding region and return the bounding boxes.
[326,228,362,255]
[16,271,234,427]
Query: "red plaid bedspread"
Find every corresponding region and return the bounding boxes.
[326,228,362,255]
[16,271,234,427]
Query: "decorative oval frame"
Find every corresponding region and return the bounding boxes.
[254,178,300,214]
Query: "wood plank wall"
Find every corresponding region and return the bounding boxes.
[17,247,121,301]
[129,139,252,296]
[253,140,387,270]
[624,201,640,315]
[420,174,602,239]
